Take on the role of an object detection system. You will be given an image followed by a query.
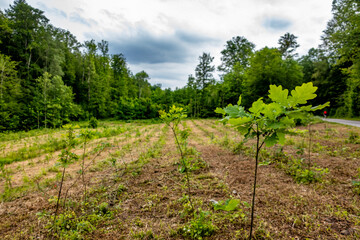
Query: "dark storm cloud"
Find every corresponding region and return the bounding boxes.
[262,17,291,30]
[69,12,97,27]
[107,28,218,64]
[36,2,67,18]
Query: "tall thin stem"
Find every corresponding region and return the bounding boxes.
[170,124,194,210]
[308,124,312,170]
[249,126,260,240]
[82,137,87,202]
[52,166,66,233]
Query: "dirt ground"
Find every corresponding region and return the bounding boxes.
[1,119,360,239]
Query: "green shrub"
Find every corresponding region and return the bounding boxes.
[89,117,98,129]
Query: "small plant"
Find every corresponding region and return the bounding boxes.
[280,157,328,184]
[160,105,194,210]
[347,131,360,144]
[178,209,217,239]
[79,129,95,202]
[52,125,79,232]
[0,163,13,190]
[89,117,98,129]
[352,168,360,194]
[232,141,247,155]
[216,82,329,239]
[212,199,241,211]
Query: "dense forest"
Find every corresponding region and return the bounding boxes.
[0,0,359,131]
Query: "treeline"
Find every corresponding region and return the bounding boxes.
[0,0,359,131]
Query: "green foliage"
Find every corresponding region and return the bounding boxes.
[242,47,304,107]
[88,117,98,129]
[0,0,359,131]
[178,209,217,239]
[278,32,300,59]
[217,82,328,239]
[218,82,329,147]
[45,210,99,239]
[0,53,22,131]
[278,158,328,184]
[213,199,241,211]
[322,0,360,117]
[352,180,360,195]
[347,131,360,144]
[160,105,195,210]
[218,36,255,72]
[0,163,13,189]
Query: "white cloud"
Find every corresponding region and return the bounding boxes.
[8,0,333,89]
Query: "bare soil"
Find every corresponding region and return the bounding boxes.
[1,120,360,239]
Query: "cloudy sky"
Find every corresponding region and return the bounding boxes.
[1,0,333,89]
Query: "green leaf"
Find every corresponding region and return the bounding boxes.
[223,199,240,211]
[249,98,265,116]
[268,121,281,129]
[279,116,294,127]
[237,125,251,135]
[277,132,285,145]
[261,102,282,120]
[264,133,278,147]
[215,107,225,115]
[310,102,330,111]
[224,105,239,118]
[268,85,288,105]
[213,199,240,211]
[237,96,242,106]
[289,82,317,105]
[228,116,252,126]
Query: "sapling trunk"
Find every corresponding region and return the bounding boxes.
[249,126,268,240]
[171,125,194,210]
[249,129,260,240]
[308,124,312,170]
[82,137,87,202]
[52,166,66,232]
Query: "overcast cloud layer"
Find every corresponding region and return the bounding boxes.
[0,0,333,89]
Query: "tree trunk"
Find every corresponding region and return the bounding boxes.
[249,128,260,240]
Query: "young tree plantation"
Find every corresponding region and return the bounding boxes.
[1,0,360,239]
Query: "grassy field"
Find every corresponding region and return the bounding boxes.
[1,119,360,239]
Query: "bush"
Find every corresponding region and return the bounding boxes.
[89,117,98,129]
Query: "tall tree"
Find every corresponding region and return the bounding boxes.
[5,0,49,80]
[0,54,22,130]
[134,71,150,98]
[243,47,303,107]
[322,0,360,116]
[218,36,255,72]
[195,52,215,90]
[195,52,216,117]
[278,32,300,59]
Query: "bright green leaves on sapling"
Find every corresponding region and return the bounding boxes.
[217,82,329,240]
[217,82,329,147]
[160,105,194,210]
[213,199,241,212]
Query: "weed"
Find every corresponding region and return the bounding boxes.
[232,141,247,154]
[178,209,217,239]
[212,198,241,211]
[0,163,13,189]
[278,157,328,184]
[346,131,360,144]
[131,229,157,239]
